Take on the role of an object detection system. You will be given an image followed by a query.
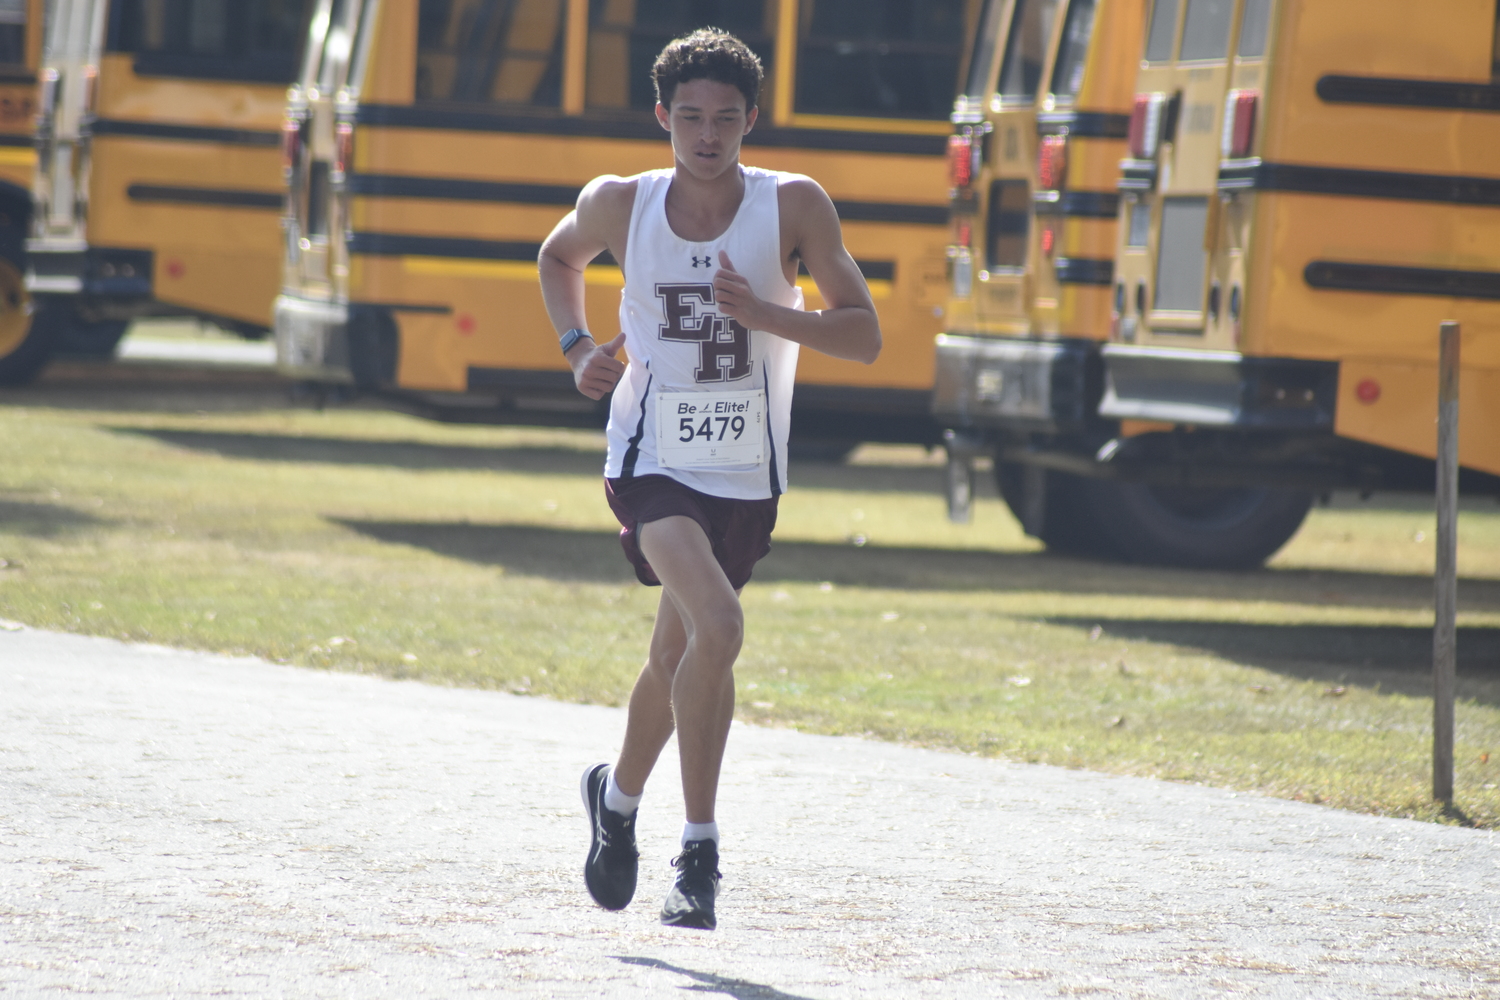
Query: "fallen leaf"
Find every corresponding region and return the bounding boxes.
[1323,685,1347,697]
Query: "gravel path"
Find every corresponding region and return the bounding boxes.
[3,627,1498,998]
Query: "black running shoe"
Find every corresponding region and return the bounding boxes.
[580,763,638,910]
[660,839,720,930]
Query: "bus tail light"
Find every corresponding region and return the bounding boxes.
[947,134,975,188]
[81,65,98,118]
[334,120,355,178]
[1221,90,1259,158]
[281,115,306,178]
[951,217,972,249]
[1037,135,1068,190]
[1128,93,1165,160]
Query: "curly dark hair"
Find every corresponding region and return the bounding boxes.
[652,28,763,110]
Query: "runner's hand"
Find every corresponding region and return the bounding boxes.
[713,251,769,330]
[570,332,626,400]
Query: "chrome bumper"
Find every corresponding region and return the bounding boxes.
[932,334,1096,432]
[274,294,351,382]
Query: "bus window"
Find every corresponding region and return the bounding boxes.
[415,0,565,106]
[1050,0,1099,101]
[107,0,308,82]
[997,0,1059,102]
[1143,0,1178,62]
[988,178,1030,269]
[1493,0,1499,81]
[1236,0,1271,58]
[962,0,1007,99]
[1154,197,1208,312]
[796,0,977,119]
[0,0,23,69]
[587,1,774,110]
[1178,0,1233,61]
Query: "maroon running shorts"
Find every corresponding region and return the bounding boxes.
[605,474,778,590]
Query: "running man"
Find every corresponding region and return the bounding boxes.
[538,28,880,930]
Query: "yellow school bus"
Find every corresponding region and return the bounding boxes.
[276,0,978,449]
[0,0,43,383]
[1095,0,1500,561]
[940,0,1500,568]
[13,0,312,384]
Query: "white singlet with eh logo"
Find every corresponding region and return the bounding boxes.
[604,166,803,499]
[655,389,766,468]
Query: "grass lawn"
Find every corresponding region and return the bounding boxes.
[3,382,1499,827]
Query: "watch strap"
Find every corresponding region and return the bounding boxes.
[559,328,594,354]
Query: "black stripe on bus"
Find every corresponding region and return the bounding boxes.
[1035,190,1120,218]
[346,173,946,225]
[90,118,282,147]
[351,299,453,315]
[1036,111,1131,139]
[349,230,897,282]
[1219,160,1500,207]
[1316,75,1500,113]
[353,103,948,156]
[127,184,282,209]
[1054,257,1114,286]
[0,133,31,148]
[1305,261,1500,300]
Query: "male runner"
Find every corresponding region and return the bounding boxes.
[537,28,880,930]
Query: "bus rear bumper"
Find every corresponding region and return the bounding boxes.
[275,294,352,383]
[1098,345,1337,430]
[932,333,1098,433]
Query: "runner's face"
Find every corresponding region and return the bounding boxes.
[657,78,757,181]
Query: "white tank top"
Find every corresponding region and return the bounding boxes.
[603,166,803,500]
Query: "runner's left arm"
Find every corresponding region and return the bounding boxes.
[711,179,881,364]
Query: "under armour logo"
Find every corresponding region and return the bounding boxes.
[690,256,712,268]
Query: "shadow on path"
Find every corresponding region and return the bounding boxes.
[330,518,1500,610]
[613,956,820,1000]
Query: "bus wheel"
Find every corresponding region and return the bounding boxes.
[1093,482,1313,569]
[57,318,130,358]
[997,463,1312,569]
[994,462,1124,559]
[0,255,49,386]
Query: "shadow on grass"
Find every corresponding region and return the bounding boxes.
[1049,616,1500,705]
[329,518,1500,610]
[0,499,106,537]
[613,956,819,1000]
[111,427,950,494]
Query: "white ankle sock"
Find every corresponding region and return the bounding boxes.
[681,821,719,846]
[603,770,641,816]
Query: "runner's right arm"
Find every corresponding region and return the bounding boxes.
[539,176,635,400]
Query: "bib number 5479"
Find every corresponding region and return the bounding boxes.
[656,389,765,469]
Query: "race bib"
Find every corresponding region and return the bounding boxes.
[656,389,766,469]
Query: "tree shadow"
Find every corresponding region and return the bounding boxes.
[115,426,953,494]
[328,518,1500,611]
[613,956,820,1000]
[1050,616,1500,705]
[0,499,106,537]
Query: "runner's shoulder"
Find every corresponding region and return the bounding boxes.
[774,173,837,220]
[575,174,640,227]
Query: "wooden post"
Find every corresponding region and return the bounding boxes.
[1433,321,1460,804]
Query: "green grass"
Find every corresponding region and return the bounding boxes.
[2,393,1499,827]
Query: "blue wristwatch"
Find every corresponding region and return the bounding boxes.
[559,328,594,354]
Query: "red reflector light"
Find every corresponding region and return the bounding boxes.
[1127,93,1164,160]
[1037,135,1068,190]
[952,218,972,248]
[1040,225,1056,255]
[1356,379,1381,404]
[281,116,304,176]
[1221,90,1258,158]
[947,134,974,188]
[334,120,355,177]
